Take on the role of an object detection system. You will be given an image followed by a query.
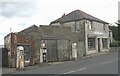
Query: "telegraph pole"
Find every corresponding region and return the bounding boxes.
[115,21,120,41]
[10,28,12,33]
[118,21,120,41]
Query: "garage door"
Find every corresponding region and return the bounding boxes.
[57,40,70,61]
[45,40,58,62]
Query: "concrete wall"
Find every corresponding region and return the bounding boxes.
[4,32,35,67]
[18,25,41,64]
[39,25,72,40]
[4,25,40,67]
[18,25,73,63]
[39,26,72,61]
[87,21,109,38]
[50,23,60,26]
[63,20,86,57]
[50,20,86,57]
[93,21,104,33]
[63,21,75,32]
[85,20,110,54]
[49,19,110,56]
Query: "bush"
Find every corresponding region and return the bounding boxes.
[118,41,120,46]
[110,41,120,47]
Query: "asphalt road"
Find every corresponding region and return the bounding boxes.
[12,51,118,75]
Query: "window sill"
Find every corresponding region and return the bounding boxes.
[89,29,94,31]
[88,48,96,51]
[102,47,108,49]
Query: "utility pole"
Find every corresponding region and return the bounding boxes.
[117,21,120,47]
[115,21,120,41]
[10,28,12,33]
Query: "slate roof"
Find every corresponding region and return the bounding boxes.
[50,9,108,24]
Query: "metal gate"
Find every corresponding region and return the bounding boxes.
[24,45,31,66]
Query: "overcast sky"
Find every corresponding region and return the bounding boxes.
[0,0,119,45]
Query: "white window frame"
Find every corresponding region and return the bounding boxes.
[103,24,106,32]
[88,38,96,50]
[102,38,108,48]
[75,21,80,32]
[87,20,92,30]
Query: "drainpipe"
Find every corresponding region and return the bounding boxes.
[84,20,88,56]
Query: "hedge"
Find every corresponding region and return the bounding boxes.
[110,41,120,47]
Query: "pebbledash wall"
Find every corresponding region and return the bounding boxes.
[50,9,111,55]
[4,23,110,68]
[4,9,112,68]
[85,20,110,54]
[4,24,91,68]
[25,25,88,62]
[39,25,72,62]
[50,19,110,55]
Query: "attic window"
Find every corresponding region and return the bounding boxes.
[75,21,80,32]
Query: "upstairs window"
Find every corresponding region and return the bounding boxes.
[103,24,106,32]
[87,20,93,30]
[75,21,80,32]
[109,31,111,37]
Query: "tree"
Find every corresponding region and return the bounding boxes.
[115,21,120,41]
[118,21,120,41]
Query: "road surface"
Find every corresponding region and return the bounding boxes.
[11,51,118,75]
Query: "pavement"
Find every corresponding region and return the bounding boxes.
[82,51,110,58]
[12,51,118,74]
[2,63,50,74]
[2,50,118,74]
[2,61,65,74]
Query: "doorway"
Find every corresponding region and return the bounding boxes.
[72,43,77,59]
[45,40,58,62]
[98,38,100,52]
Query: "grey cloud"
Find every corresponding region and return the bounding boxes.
[0,2,36,18]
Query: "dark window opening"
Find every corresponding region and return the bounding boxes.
[75,21,80,32]
[87,20,93,30]
[102,38,108,48]
[103,24,106,32]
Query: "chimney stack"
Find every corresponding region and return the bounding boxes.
[62,13,65,17]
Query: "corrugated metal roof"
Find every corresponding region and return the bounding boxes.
[50,9,108,24]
